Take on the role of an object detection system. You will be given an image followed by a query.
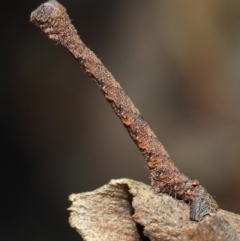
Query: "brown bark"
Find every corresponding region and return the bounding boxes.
[68,179,240,241]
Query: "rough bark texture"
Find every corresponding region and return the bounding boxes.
[68,179,240,241]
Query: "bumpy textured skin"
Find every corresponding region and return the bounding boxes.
[30,0,218,221]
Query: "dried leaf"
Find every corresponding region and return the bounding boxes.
[68,179,240,241]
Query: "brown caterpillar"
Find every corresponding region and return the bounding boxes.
[30,0,218,221]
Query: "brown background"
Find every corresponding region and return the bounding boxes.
[2,1,240,240]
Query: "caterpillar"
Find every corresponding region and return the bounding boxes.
[30,0,218,221]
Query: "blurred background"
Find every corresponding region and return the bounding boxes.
[1,0,240,240]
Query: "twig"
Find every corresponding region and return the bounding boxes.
[30,0,218,221]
